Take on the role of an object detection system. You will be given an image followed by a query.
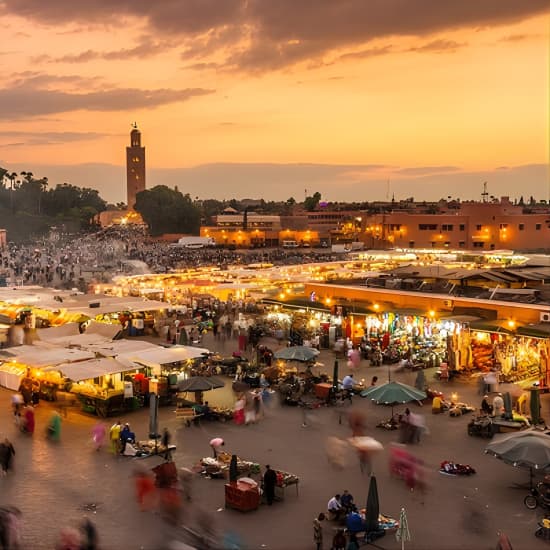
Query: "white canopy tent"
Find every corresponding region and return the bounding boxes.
[44,357,141,382]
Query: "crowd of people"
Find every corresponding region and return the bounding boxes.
[0,225,339,289]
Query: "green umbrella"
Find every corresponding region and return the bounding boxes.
[530,388,541,425]
[396,507,411,550]
[360,381,427,417]
[274,346,319,362]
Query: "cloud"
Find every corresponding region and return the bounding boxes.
[394,166,461,176]
[36,36,177,64]
[0,77,214,119]
[498,33,537,42]
[337,45,394,62]
[3,0,548,72]
[409,39,467,53]
[0,130,108,146]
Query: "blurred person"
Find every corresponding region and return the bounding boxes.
[11,393,23,427]
[325,436,347,470]
[332,529,347,550]
[493,393,504,417]
[263,465,278,506]
[340,489,355,514]
[46,411,62,441]
[119,423,135,454]
[109,420,121,454]
[461,488,489,536]
[0,439,15,475]
[313,513,325,550]
[347,410,367,437]
[346,532,360,550]
[91,421,106,452]
[161,427,172,460]
[133,467,156,511]
[0,506,22,550]
[233,395,245,425]
[55,527,81,550]
[180,467,194,502]
[21,405,35,435]
[342,374,354,403]
[209,437,224,458]
[80,518,98,550]
[327,494,344,521]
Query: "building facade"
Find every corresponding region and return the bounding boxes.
[360,198,550,251]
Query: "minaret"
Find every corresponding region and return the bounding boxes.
[126,123,146,210]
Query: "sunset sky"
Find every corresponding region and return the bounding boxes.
[0,1,548,204]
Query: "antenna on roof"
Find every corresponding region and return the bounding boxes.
[481,181,489,203]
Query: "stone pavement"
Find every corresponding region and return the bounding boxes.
[1,330,550,549]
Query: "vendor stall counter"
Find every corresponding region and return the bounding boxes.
[225,478,260,512]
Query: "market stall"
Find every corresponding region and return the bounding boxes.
[197,451,261,479]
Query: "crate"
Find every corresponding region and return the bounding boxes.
[224,483,260,512]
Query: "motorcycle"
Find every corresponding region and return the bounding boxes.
[524,482,550,511]
[535,517,550,540]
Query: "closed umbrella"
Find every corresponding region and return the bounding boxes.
[274,346,320,362]
[395,507,411,550]
[364,474,380,534]
[530,388,542,425]
[503,392,513,421]
[178,328,188,345]
[332,360,339,392]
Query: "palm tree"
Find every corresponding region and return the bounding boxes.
[8,172,17,212]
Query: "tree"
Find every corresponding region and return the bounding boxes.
[303,191,321,212]
[134,185,200,236]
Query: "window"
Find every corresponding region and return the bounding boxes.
[473,242,484,248]
[441,224,454,231]
[518,224,525,231]
[418,224,438,230]
[459,224,465,231]
[536,224,542,230]
[389,224,402,231]
[499,223,508,229]
[458,241,465,248]
[408,241,415,248]
[476,224,482,231]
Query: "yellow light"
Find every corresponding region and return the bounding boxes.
[507,320,516,329]
[429,310,436,318]
[279,293,285,300]
[373,303,380,311]
[325,297,332,305]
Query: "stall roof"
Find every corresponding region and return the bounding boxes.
[84,339,157,357]
[127,345,210,367]
[45,357,140,382]
[0,346,95,367]
[469,319,516,335]
[516,324,550,338]
[439,314,482,324]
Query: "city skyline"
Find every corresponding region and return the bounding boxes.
[0,1,548,204]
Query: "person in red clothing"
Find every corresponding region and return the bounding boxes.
[134,468,156,511]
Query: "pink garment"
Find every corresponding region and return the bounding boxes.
[209,437,224,448]
[92,422,107,448]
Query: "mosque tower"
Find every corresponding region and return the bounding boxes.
[126,123,146,210]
